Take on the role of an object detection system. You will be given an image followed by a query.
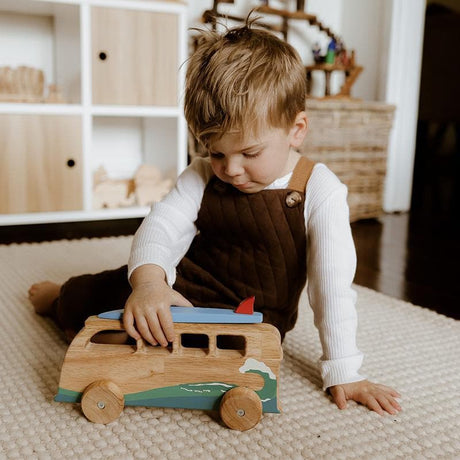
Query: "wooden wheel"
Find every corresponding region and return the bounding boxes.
[219,387,262,431]
[81,380,124,424]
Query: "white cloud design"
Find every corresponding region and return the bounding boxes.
[239,358,276,380]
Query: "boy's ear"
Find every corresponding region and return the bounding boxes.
[289,111,308,148]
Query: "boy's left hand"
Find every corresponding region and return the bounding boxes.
[329,380,401,415]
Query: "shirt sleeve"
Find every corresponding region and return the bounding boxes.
[127,157,212,285]
[305,164,366,390]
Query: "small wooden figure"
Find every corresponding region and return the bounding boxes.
[312,42,324,63]
[325,38,336,64]
[55,299,283,431]
[134,164,173,207]
[92,166,135,209]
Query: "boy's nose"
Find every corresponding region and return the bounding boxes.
[224,157,244,177]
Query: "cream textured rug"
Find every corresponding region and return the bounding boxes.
[0,236,459,460]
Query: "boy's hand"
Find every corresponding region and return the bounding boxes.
[329,380,401,415]
[123,264,193,347]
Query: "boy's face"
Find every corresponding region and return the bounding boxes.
[208,114,307,194]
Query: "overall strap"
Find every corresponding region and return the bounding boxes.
[288,156,315,192]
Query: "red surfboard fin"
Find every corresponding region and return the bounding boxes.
[235,296,255,314]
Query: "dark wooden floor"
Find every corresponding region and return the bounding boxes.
[0,218,143,245]
[352,212,459,320]
[351,111,459,320]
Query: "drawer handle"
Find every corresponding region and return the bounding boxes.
[98,51,108,61]
[67,159,76,168]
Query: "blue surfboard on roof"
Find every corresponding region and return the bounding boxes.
[98,306,263,324]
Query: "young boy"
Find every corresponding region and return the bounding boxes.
[29,24,401,416]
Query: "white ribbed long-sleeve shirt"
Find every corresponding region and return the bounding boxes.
[128,157,365,390]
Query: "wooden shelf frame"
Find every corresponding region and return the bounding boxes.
[0,0,188,225]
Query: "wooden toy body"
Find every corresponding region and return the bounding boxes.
[55,310,283,429]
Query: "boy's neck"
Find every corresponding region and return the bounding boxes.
[280,149,301,178]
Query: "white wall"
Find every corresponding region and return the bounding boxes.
[380,0,426,212]
[340,0,387,100]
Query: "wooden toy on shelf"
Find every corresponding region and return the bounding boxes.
[202,0,363,98]
[92,166,136,209]
[45,84,65,104]
[305,49,363,98]
[0,66,44,103]
[92,164,173,209]
[55,297,283,431]
[134,164,173,207]
[0,66,67,103]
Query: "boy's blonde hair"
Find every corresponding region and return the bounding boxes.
[185,23,306,149]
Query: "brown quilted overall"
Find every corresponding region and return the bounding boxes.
[174,156,314,339]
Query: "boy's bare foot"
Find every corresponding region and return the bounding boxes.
[28,281,61,316]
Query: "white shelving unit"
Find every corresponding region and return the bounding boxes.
[0,0,188,225]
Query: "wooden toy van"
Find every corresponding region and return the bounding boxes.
[55,303,283,431]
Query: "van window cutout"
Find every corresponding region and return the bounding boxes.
[217,335,246,354]
[90,331,135,345]
[181,333,209,350]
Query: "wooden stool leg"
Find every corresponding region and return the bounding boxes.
[325,70,332,96]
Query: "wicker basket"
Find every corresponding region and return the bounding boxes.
[299,99,395,222]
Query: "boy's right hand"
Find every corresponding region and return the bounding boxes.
[123,264,193,347]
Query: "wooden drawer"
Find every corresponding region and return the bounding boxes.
[0,114,83,213]
[91,7,178,106]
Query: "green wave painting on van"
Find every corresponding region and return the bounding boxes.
[123,357,279,413]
